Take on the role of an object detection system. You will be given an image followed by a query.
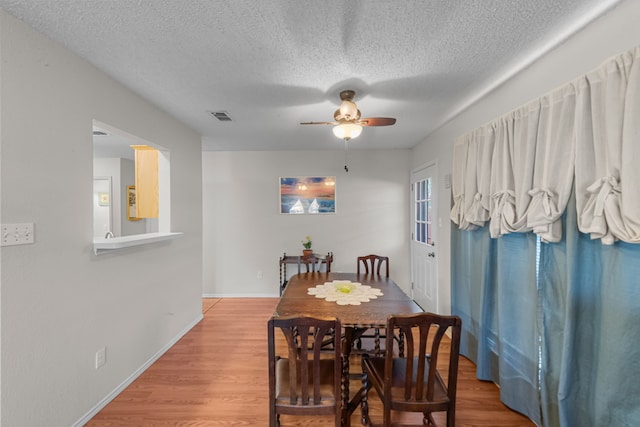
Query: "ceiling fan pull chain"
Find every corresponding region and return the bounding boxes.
[344,140,349,172]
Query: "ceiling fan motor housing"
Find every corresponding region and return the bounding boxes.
[334,105,361,122]
[332,89,359,121]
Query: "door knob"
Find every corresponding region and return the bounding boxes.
[428,252,435,258]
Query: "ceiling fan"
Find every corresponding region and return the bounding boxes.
[300,90,396,141]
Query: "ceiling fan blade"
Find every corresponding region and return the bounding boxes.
[358,117,396,126]
[300,121,338,125]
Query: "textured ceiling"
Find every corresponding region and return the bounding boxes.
[0,0,623,151]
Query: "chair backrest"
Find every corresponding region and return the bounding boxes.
[357,254,389,277]
[384,312,461,408]
[324,252,333,272]
[268,315,342,426]
[302,252,333,273]
[279,253,288,296]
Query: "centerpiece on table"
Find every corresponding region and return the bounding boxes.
[301,235,313,257]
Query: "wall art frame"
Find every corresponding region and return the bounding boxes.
[279,176,336,214]
[127,185,142,221]
[98,192,110,206]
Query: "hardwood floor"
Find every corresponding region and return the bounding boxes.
[86,298,535,426]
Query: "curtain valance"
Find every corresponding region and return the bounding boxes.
[451,46,640,244]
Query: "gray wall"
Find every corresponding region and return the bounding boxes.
[0,11,203,426]
[202,149,412,297]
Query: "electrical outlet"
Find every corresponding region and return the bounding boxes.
[257,271,263,279]
[95,347,106,369]
[1,223,35,246]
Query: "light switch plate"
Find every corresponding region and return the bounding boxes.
[444,174,452,189]
[1,223,35,246]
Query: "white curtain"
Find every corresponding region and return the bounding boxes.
[469,126,494,227]
[527,84,576,242]
[452,45,639,245]
[575,46,640,244]
[450,127,493,230]
[489,102,538,237]
[450,134,473,229]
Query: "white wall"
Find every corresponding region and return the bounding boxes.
[203,149,412,297]
[0,11,203,427]
[411,0,640,316]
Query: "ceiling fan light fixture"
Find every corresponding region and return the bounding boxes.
[332,123,362,141]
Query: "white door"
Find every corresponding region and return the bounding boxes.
[411,163,438,312]
[93,177,112,238]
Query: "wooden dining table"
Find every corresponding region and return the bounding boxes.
[273,271,422,426]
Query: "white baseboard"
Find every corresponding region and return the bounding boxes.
[202,293,277,298]
[73,313,204,427]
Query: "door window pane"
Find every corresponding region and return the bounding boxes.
[414,177,433,245]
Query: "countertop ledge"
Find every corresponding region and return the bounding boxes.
[93,232,183,255]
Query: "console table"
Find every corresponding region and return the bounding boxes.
[278,251,333,295]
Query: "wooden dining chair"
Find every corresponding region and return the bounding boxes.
[279,253,288,296]
[301,251,334,273]
[357,254,389,277]
[268,315,342,427]
[325,252,334,272]
[360,312,462,427]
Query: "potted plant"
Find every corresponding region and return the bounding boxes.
[301,235,313,257]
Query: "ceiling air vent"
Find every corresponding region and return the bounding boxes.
[92,130,108,136]
[209,111,233,122]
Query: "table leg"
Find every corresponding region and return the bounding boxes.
[341,326,379,426]
[341,328,353,427]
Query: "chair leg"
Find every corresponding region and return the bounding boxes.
[374,328,381,355]
[423,412,436,425]
[361,370,370,426]
[342,354,350,412]
[447,407,455,427]
[269,410,279,427]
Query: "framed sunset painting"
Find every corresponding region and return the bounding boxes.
[279,176,336,214]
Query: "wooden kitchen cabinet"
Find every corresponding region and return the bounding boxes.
[132,145,159,218]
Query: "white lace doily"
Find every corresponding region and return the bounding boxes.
[307,280,383,305]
